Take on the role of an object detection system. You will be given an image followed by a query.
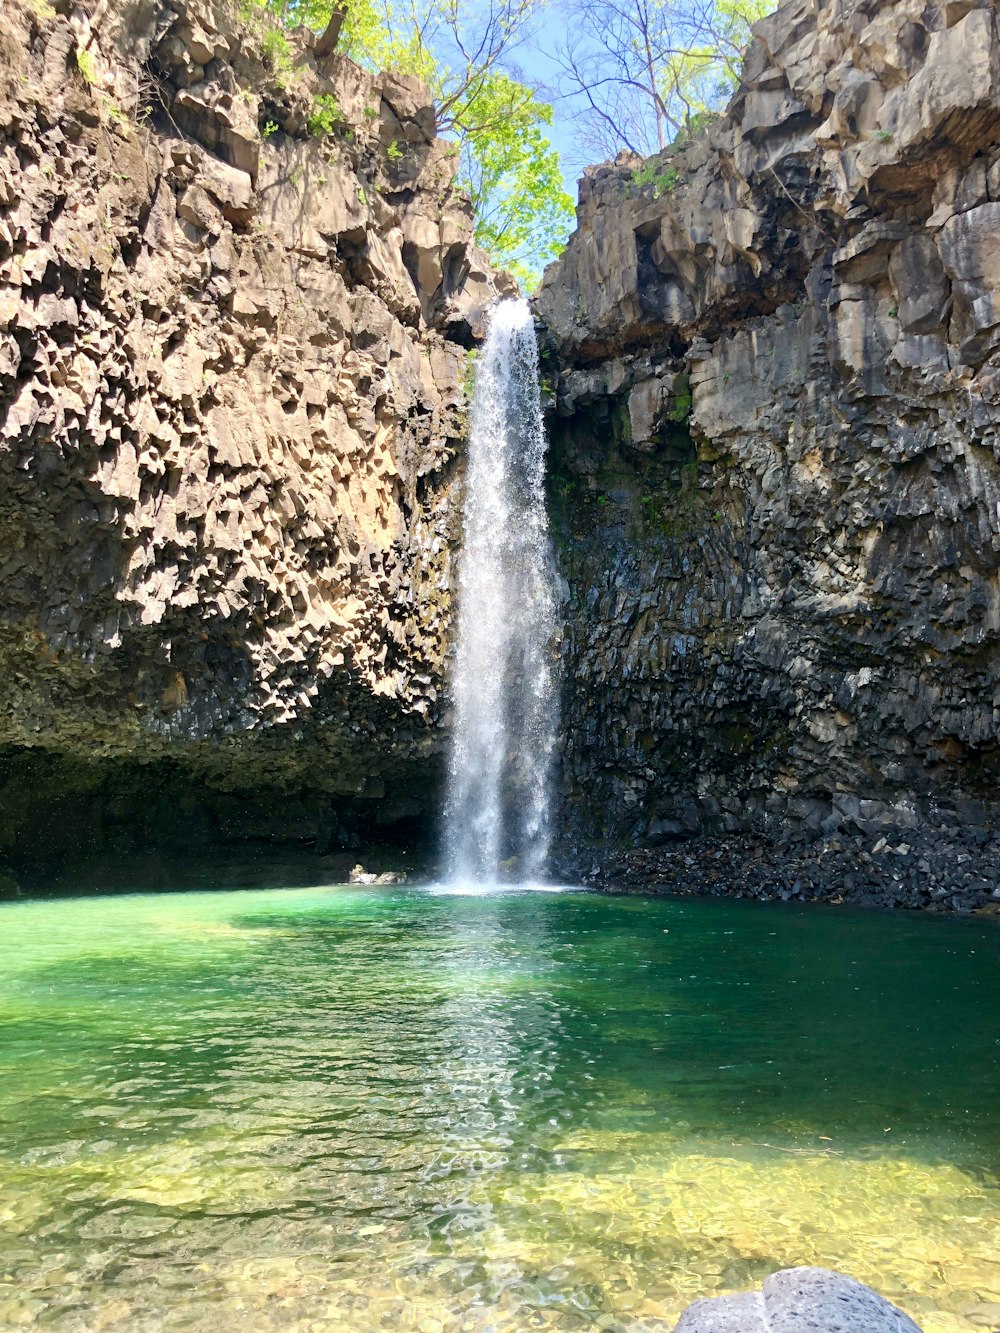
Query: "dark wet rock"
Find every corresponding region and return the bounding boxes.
[674,1268,923,1333]
[536,0,1000,875]
[585,826,1000,914]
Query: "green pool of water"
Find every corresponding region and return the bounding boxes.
[1,883,998,1331]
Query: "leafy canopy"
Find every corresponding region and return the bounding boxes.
[246,0,574,289]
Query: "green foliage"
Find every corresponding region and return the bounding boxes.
[261,25,291,66]
[307,92,341,136]
[346,3,573,286]
[279,0,351,26]
[242,0,573,289]
[632,161,681,199]
[75,47,98,86]
[241,0,335,27]
[455,75,574,289]
[105,100,129,130]
[672,109,720,144]
[262,119,279,138]
[462,348,478,401]
[238,3,295,83]
[665,373,692,424]
[386,139,404,160]
[876,129,894,142]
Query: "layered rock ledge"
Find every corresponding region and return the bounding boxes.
[535,0,1000,876]
[0,0,503,864]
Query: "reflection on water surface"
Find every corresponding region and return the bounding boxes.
[0,883,997,1331]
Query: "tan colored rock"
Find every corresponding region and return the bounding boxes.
[0,0,503,849]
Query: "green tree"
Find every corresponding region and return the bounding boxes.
[246,0,574,288]
[451,76,573,291]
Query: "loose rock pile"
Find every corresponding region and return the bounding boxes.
[587,829,1000,914]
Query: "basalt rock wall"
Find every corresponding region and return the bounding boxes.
[0,0,503,866]
[535,0,1000,865]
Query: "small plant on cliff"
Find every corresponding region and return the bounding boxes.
[462,348,478,401]
[307,92,342,136]
[670,376,693,422]
[105,100,130,131]
[75,46,99,86]
[261,26,288,61]
[632,161,680,199]
[262,119,279,138]
[260,24,294,85]
[875,129,894,142]
[386,139,404,160]
[240,0,573,289]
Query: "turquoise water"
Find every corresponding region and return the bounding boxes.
[0,884,998,1331]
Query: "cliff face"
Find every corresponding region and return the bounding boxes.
[0,0,503,860]
[535,0,1000,861]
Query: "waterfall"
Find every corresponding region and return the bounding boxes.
[443,298,558,886]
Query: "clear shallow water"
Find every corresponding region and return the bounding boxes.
[0,884,998,1332]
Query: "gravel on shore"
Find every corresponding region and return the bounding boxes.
[581,830,1000,914]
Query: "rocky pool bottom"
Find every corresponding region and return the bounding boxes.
[0,882,998,1333]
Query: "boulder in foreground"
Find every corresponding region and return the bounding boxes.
[674,1267,923,1333]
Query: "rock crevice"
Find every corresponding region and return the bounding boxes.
[534,0,1000,889]
[0,0,504,861]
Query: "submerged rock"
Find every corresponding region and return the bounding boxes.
[674,1267,923,1333]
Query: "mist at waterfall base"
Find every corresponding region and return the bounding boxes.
[443,299,558,889]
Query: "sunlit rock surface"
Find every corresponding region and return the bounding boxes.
[674,1267,924,1332]
[535,0,1000,867]
[0,0,506,857]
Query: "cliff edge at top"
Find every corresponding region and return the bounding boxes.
[0,0,506,866]
[535,0,1000,896]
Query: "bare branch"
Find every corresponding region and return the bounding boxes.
[555,0,765,160]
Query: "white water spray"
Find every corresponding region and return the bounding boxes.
[444,299,558,885]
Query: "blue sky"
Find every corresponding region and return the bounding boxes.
[509,6,593,204]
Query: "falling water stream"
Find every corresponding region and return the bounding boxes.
[444,299,558,885]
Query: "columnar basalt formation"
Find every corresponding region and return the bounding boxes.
[534,0,1000,876]
[0,0,505,860]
